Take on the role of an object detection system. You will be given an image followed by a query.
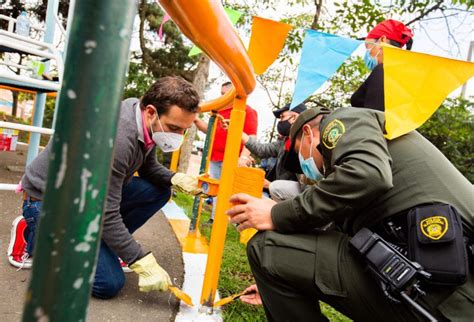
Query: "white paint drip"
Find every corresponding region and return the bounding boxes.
[84,261,90,268]
[84,154,90,159]
[109,138,114,148]
[67,89,77,99]
[74,242,90,252]
[119,28,128,39]
[73,278,84,290]
[79,168,92,213]
[84,40,97,55]
[55,267,60,273]
[51,250,58,256]
[84,215,100,242]
[74,198,79,204]
[91,189,99,199]
[34,307,50,322]
[54,144,68,189]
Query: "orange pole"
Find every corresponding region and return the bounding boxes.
[200,97,247,307]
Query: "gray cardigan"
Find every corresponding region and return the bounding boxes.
[245,137,297,182]
[22,98,174,263]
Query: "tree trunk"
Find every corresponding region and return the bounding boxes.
[11,91,18,118]
[177,55,210,173]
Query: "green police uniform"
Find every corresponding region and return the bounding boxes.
[247,107,473,321]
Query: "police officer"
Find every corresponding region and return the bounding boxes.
[227,107,473,321]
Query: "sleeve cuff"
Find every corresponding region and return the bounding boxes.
[271,199,300,233]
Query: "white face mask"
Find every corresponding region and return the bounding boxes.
[150,114,184,153]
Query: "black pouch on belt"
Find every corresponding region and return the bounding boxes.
[407,204,468,286]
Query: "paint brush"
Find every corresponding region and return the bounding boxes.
[213,289,255,307]
[169,286,194,307]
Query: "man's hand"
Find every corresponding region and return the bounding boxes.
[238,155,254,167]
[129,253,172,292]
[226,193,276,232]
[240,284,262,305]
[263,179,270,189]
[171,173,202,195]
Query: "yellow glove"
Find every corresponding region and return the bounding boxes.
[171,173,202,195]
[129,253,172,292]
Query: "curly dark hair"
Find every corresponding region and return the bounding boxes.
[141,76,200,115]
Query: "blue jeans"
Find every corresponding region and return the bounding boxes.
[23,177,171,299]
[23,199,42,255]
[209,161,222,219]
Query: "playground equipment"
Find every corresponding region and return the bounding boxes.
[0,0,77,168]
[21,1,135,321]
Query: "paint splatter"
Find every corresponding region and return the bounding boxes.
[84,215,100,242]
[79,168,92,213]
[34,307,50,322]
[74,242,90,252]
[67,89,77,99]
[73,278,84,290]
[84,40,97,54]
[54,144,68,189]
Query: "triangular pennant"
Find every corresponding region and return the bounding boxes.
[290,30,362,109]
[247,17,293,75]
[158,14,171,42]
[384,46,474,139]
[188,7,243,57]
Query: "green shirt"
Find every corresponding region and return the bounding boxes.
[271,107,473,234]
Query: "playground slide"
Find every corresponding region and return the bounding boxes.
[158,0,256,111]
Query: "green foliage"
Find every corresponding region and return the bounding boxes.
[418,97,474,182]
[123,61,155,99]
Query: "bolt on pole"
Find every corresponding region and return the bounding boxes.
[22,1,136,321]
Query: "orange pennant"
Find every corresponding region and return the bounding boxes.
[247,17,293,75]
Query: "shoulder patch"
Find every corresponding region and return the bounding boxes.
[322,119,345,149]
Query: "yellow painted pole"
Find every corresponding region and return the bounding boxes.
[170,149,180,172]
[200,97,247,307]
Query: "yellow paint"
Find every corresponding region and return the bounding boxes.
[247,17,293,75]
[383,45,474,140]
[168,219,191,246]
[183,197,209,254]
[158,0,257,308]
[170,149,180,172]
[169,286,194,306]
[200,97,247,306]
[232,167,265,244]
[198,174,220,196]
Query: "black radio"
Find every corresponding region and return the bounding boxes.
[350,228,437,322]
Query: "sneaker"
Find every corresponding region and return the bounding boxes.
[7,216,33,269]
[119,257,132,273]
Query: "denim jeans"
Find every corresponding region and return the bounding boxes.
[209,161,222,219]
[22,199,42,255]
[22,177,171,299]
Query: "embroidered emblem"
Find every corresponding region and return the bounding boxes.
[322,119,345,149]
[420,216,448,240]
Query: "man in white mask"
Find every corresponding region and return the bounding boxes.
[10,76,201,299]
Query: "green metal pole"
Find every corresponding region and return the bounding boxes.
[22,1,136,321]
[189,114,217,231]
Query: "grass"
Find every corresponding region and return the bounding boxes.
[173,192,351,322]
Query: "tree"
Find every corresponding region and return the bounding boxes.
[418,97,474,182]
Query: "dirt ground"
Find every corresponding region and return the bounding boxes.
[0,146,185,322]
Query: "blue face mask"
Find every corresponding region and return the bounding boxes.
[364,44,381,71]
[298,132,324,181]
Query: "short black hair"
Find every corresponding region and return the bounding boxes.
[141,76,200,115]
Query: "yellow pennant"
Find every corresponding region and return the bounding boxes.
[383,46,474,140]
[247,17,293,75]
